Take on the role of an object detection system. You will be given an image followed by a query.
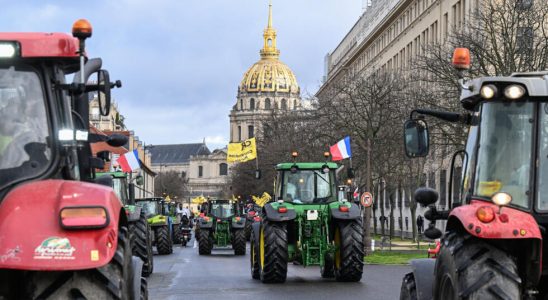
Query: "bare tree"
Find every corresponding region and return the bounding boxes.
[154,171,188,200]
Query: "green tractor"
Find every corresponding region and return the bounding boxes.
[136,197,174,255]
[96,171,154,277]
[250,161,364,283]
[196,199,247,255]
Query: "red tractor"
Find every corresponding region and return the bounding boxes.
[0,20,146,299]
[400,48,548,299]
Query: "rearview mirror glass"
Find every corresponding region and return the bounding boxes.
[404,119,429,158]
[97,70,112,116]
[136,175,144,186]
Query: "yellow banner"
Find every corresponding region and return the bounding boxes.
[191,196,207,204]
[252,192,272,207]
[227,137,257,163]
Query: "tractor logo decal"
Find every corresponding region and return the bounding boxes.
[33,237,76,260]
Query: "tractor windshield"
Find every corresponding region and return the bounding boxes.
[210,202,234,218]
[474,102,533,208]
[138,201,159,217]
[0,66,51,189]
[282,170,332,204]
[112,178,128,204]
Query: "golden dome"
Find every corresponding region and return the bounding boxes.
[239,1,299,94]
[240,59,299,93]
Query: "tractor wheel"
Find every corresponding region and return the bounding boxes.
[198,228,212,255]
[334,220,364,282]
[233,229,246,255]
[433,232,521,300]
[400,272,417,300]
[172,224,182,244]
[23,226,135,299]
[250,232,260,279]
[259,220,288,283]
[156,225,173,255]
[320,252,335,278]
[129,211,154,277]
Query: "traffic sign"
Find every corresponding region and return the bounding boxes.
[360,192,373,208]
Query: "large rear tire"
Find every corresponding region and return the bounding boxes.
[321,252,335,278]
[400,272,418,300]
[233,229,246,255]
[21,226,135,300]
[259,220,288,283]
[156,225,173,255]
[334,220,364,282]
[129,211,154,276]
[250,231,260,279]
[172,223,182,244]
[198,228,212,255]
[433,232,521,300]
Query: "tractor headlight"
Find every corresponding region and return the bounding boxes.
[504,85,525,100]
[492,192,512,206]
[0,43,17,58]
[480,84,497,99]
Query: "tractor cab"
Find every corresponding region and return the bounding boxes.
[275,162,338,204]
[208,199,238,220]
[400,48,548,299]
[136,197,164,218]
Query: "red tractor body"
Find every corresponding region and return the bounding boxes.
[0,21,144,299]
[0,180,123,270]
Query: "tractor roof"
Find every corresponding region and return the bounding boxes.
[96,171,127,179]
[0,33,80,58]
[276,162,339,170]
[460,71,548,102]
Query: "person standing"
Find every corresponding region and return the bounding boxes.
[417,215,424,233]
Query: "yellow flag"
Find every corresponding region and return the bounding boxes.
[252,192,272,207]
[227,137,257,163]
[191,196,207,204]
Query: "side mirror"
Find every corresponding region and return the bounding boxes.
[97,70,112,116]
[107,133,128,147]
[404,119,430,158]
[414,187,439,206]
[135,175,144,186]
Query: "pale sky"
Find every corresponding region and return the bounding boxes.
[0,0,363,149]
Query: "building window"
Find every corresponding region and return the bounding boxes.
[250,98,255,110]
[293,100,297,110]
[248,125,254,138]
[240,99,243,110]
[238,126,241,141]
[281,99,287,110]
[219,163,228,176]
[265,98,271,109]
[198,166,203,178]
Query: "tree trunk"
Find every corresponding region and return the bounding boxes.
[409,187,418,243]
[380,181,385,236]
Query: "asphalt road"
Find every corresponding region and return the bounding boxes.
[148,237,411,300]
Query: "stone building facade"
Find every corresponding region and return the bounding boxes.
[317,0,476,237]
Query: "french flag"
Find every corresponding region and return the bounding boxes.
[330,136,352,161]
[117,150,141,173]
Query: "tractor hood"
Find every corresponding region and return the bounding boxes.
[0,179,124,271]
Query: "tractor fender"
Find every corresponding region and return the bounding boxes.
[197,218,213,229]
[408,259,435,300]
[448,200,542,240]
[251,222,261,244]
[131,256,143,299]
[264,203,296,222]
[126,205,141,223]
[0,180,124,271]
[330,202,361,220]
[231,217,246,229]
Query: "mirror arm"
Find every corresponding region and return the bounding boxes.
[410,109,471,124]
